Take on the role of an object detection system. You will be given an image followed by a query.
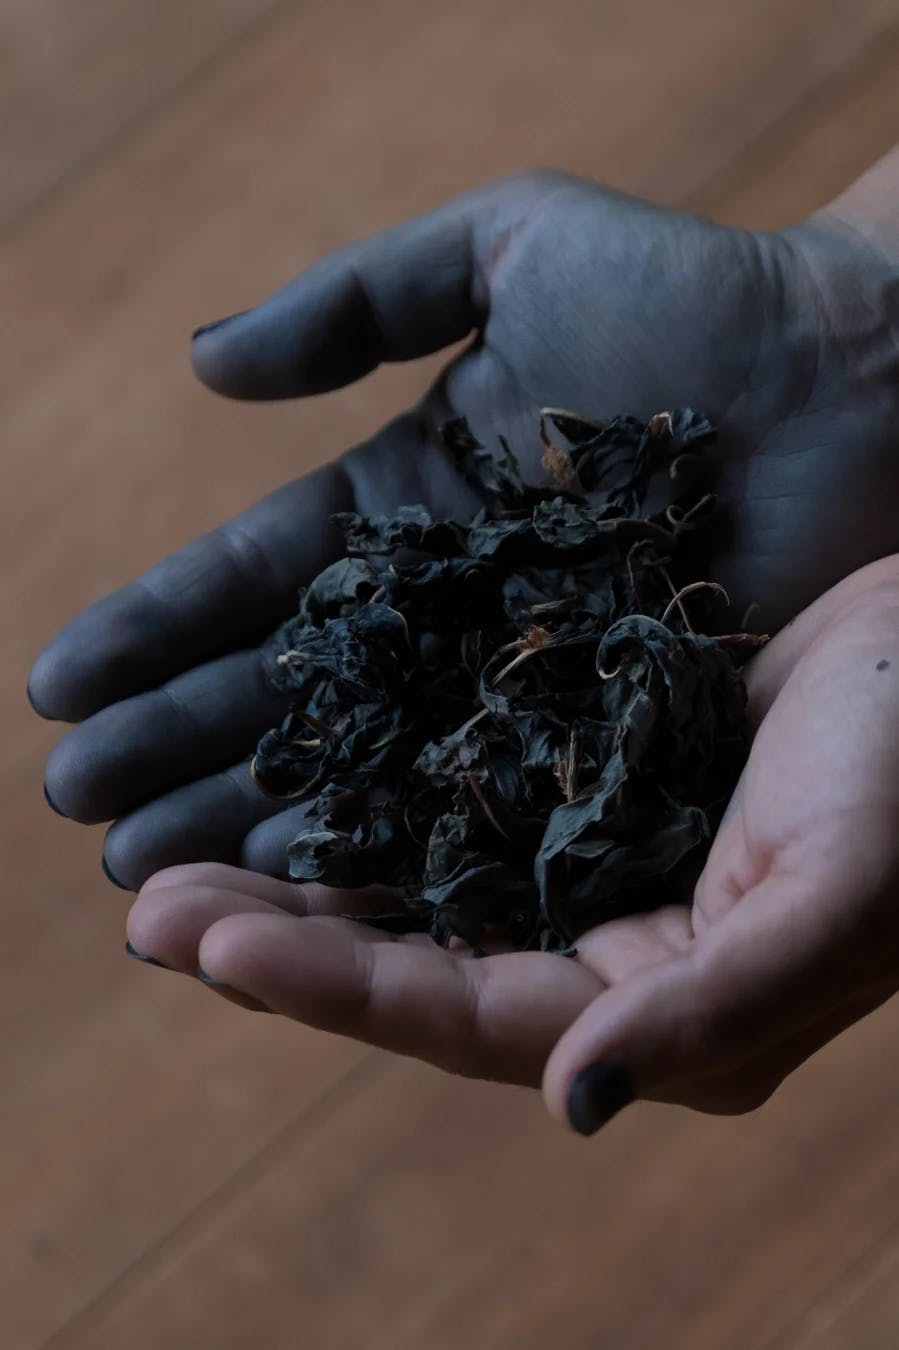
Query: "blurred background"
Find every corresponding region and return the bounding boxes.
[4,2,899,1347]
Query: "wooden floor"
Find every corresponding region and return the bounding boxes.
[4,2,899,1346]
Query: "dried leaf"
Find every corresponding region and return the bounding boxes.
[253,408,756,953]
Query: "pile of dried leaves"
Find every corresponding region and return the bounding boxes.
[253,409,762,953]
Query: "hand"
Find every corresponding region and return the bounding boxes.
[30,167,899,887]
[124,557,899,1126]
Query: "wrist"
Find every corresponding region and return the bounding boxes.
[816,146,899,262]
[779,151,899,387]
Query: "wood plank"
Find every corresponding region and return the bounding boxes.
[769,1228,899,1350]
[43,1006,899,1350]
[0,750,374,1350]
[692,21,899,228]
[4,2,899,1348]
[0,0,290,230]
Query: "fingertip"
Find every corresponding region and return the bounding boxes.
[102,855,130,891]
[44,782,67,818]
[196,911,259,983]
[239,807,306,877]
[565,1062,635,1136]
[27,650,64,721]
[190,308,274,400]
[197,909,311,1002]
[27,675,53,719]
[43,734,108,825]
[125,939,168,969]
[191,309,250,343]
[196,964,274,1013]
[191,309,255,392]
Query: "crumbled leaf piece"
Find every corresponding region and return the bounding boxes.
[253,408,758,953]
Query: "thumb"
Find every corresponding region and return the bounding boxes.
[542,870,888,1135]
[189,173,564,401]
[543,949,732,1135]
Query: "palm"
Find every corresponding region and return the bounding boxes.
[127,558,899,1114]
[31,172,899,888]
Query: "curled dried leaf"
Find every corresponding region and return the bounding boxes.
[254,407,755,952]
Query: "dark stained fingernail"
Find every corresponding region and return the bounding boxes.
[192,309,250,341]
[44,782,67,817]
[197,967,272,1013]
[102,856,129,890]
[567,1062,634,1136]
[125,940,167,969]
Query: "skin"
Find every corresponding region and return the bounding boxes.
[30,150,899,1124]
[126,556,899,1119]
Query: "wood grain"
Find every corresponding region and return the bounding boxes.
[693,20,899,228]
[3,2,898,1348]
[770,1225,899,1350]
[0,0,290,231]
[0,749,373,1350]
[40,1007,899,1350]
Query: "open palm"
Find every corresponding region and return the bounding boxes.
[126,557,899,1125]
[30,170,899,888]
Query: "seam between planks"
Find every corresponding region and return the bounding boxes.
[0,0,306,248]
[750,1211,899,1350]
[682,18,899,220]
[32,1050,390,1350]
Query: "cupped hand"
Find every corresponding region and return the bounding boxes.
[125,556,899,1127]
[30,170,899,886]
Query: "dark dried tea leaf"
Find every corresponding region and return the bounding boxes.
[254,409,763,953]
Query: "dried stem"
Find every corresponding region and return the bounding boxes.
[625,538,655,609]
[647,411,673,439]
[293,709,335,739]
[531,596,577,617]
[492,645,545,685]
[656,563,695,633]
[714,632,770,648]
[739,600,761,630]
[660,580,730,629]
[455,707,490,737]
[566,727,579,801]
[468,772,511,840]
[250,755,314,801]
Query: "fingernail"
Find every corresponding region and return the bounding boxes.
[567,1062,634,1136]
[44,782,67,817]
[192,309,249,341]
[125,940,167,969]
[102,856,129,890]
[197,968,272,1014]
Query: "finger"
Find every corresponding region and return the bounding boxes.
[140,861,310,901]
[28,461,350,722]
[238,801,330,877]
[190,175,563,401]
[543,869,883,1133]
[102,760,284,890]
[127,863,399,971]
[28,407,438,724]
[139,860,399,908]
[743,556,899,728]
[197,910,600,1085]
[44,644,287,823]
